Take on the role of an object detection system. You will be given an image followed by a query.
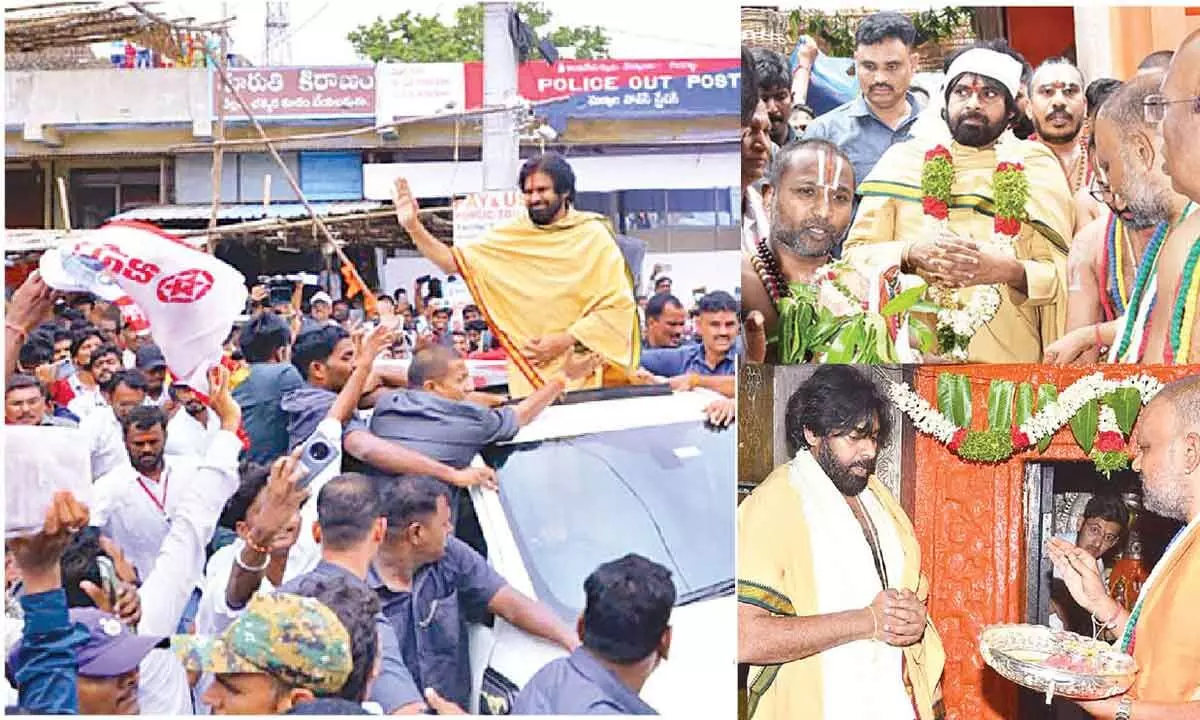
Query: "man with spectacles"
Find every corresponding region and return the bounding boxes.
[1045,73,1190,364]
[1143,30,1200,364]
[1048,494,1129,637]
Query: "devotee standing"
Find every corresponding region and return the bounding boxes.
[802,12,922,195]
[742,45,771,253]
[1145,31,1200,363]
[1026,59,1093,210]
[843,41,1072,363]
[741,140,856,350]
[750,48,799,149]
[738,366,943,720]
[393,153,639,398]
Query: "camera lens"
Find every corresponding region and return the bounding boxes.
[307,441,331,462]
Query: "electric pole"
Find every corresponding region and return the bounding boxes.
[481,1,519,191]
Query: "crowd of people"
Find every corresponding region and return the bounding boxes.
[738,366,1200,720]
[741,11,1200,365]
[1,151,735,715]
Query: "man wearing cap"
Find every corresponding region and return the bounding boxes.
[175,592,355,714]
[301,291,338,334]
[135,343,170,407]
[842,40,1072,363]
[512,554,674,715]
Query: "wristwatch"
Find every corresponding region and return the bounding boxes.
[1115,696,1133,720]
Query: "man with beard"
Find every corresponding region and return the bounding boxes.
[738,366,943,720]
[1026,59,1092,198]
[750,48,798,149]
[640,291,739,398]
[844,42,1073,363]
[1050,376,1200,718]
[392,152,639,398]
[81,369,148,479]
[89,405,198,580]
[1145,31,1200,364]
[741,139,856,358]
[1044,73,1190,364]
[803,12,922,194]
[164,382,222,457]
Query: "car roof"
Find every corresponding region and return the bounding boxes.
[501,388,725,445]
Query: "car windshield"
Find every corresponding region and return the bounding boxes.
[482,420,734,622]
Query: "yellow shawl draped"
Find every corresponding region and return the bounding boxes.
[450,208,640,398]
[844,138,1074,363]
[737,463,945,720]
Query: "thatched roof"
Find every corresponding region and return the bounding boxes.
[5,1,229,55]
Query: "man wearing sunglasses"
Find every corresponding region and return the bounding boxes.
[1045,72,1190,364]
[1144,31,1200,364]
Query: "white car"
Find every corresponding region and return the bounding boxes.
[463,387,736,716]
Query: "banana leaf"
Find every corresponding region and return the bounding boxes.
[1103,387,1142,437]
[1070,398,1100,455]
[1015,382,1034,427]
[987,379,1016,431]
[908,316,935,354]
[937,372,971,427]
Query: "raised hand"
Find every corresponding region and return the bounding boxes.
[249,448,311,546]
[392,178,423,232]
[207,364,242,431]
[7,270,56,335]
[9,491,90,594]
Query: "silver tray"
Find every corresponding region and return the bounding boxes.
[979,624,1136,703]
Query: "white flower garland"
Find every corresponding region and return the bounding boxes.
[1097,404,1122,436]
[889,372,1165,448]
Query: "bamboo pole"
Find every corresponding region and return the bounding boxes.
[174,206,444,239]
[206,29,227,252]
[56,176,71,231]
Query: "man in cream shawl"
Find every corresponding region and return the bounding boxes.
[843,42,1073,363]
[738,366,944,720]
[1051,376,1200,719]
[393,153,639,398]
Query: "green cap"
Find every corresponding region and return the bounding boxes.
[172,592,352,696]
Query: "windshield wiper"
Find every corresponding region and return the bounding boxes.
[676,578,734,606]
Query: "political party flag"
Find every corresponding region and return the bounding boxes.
[340,258,377,316]
[39,221,248,395]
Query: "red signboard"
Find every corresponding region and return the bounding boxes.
[463,58,738,108]
[218,67,376,118]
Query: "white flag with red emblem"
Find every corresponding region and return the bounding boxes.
[39,221,247,393]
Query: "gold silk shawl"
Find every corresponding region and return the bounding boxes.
[737,463,945,720]
[844,138,1074,363]
[451,208,640,398]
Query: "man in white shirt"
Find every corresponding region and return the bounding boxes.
[164,383,222,458]
[134,344,170,407]
[65,342,122,421]
[82,369,149,479]
[90,404,198,580]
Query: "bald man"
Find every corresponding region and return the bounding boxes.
[1045,73,1190,364]
[1146,32,1200,364]
[1050,376,1200,719]
[741,139,856,356]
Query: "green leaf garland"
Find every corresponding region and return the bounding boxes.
[1015,382,1034,429]
[938,373,971,428]
[958,429,1015,462]
[1105,387,1142,437]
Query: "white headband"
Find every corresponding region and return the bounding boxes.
[944,48,1023,100]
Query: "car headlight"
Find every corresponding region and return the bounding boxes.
[479,667,519,715]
